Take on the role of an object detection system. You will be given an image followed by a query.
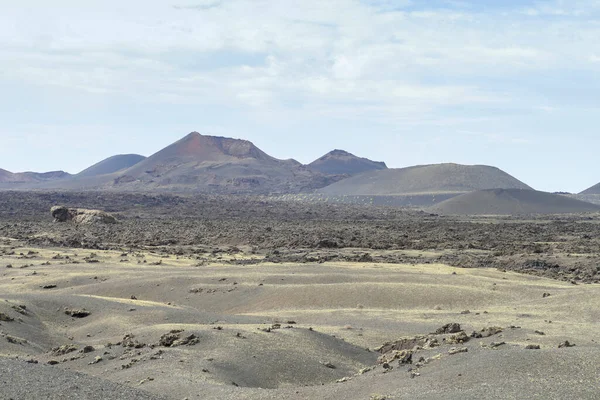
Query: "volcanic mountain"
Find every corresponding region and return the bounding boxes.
[430,188,600,215]
[0,168,71,184]
[308,150,387,176]
[580,182,600,195]
[76,154,146,178]
[105,132,337,193]
[318,163,532,197]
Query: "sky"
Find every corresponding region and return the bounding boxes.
[1,0,600,193]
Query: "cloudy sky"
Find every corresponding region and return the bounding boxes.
[1,0,599,192]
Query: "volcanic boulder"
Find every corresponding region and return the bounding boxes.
[51,206,117,225]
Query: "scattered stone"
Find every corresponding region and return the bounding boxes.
[542,293,551,298]
[448,347,468,355]
[5,334,27,345]
[471,326,503,338]
[534,330,545,335]
[51,344,78,356]
[159,330,199,347]
[176,334,200,346]
[558,341,576,348]
[377,336,437,354]
[159,332,181,347]
[89,356,103,365]
[122,334,146,349]
[435,323,462,334]
[138,377,154,385]
[447,331,470,344]
[0,313,14,322]
[321,361,336,369]
[460,310,471,314]
[47,360,59,365]
[65,309,91,318]
[525,344,541,350]
[370,395,389,400]
[378,350,413,365]
[11,305,27,315]
[42,285,57,289]
[121,359,139,369]
[490,342,506,349]
[81,345,95,353]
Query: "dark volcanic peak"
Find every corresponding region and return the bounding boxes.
[580,182,600,195]
[318,163,532,196]
[308,149,387,176]
[431,188,600,215]
[103,132,334,194]
[154,132,277,163]
[328,149,353,157]
[77,154,146,178]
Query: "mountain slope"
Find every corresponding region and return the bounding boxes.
[308,150,387,175]
[0,168,17,183]
[319,163,532,196]
[0,168,71,184]
[77,154,146,178]
[430,188,600,215]
[580,182,600,195]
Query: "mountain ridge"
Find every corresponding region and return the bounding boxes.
[308,149,387,175]
[318,163,533,197]
[431,188,600,215]
[77,154,146,178]
[0,168,71,183]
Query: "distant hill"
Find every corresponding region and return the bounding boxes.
[0,169,18,183]
[0,168,71,184]
[77,154,146,178]
[318,163,532,197]
[430,188,600,215]
[580,182,600,195]
[308,150,387,176]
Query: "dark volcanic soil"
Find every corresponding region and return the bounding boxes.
[1,191,600,284]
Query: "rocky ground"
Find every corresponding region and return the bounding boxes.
[1,191,600,399]
[1,191,600,283]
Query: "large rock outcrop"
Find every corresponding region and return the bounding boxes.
[51,206,117,225]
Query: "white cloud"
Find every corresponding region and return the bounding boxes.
[2,0,597,114]
[1,0,600,189]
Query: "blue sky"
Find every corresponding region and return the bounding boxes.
[1,0,600,192]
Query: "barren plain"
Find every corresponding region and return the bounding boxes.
[1,191,600,399]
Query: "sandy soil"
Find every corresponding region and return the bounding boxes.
[1,245,599,399]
